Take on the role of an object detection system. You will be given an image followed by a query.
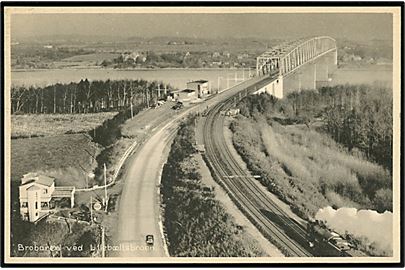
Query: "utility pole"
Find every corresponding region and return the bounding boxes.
[90,196,93,225]
[103,163,108,212]
[313,63,317,90]
[53,85,56,114]
[130,98,134,119]
[146,88,150,107]
[298,72,302,92]
[101,226,105,258]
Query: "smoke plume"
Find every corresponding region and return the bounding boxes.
[315,206,393,253]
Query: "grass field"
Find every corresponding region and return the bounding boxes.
[11,112,118,138]
[231,116,392,218]
[11,133,100,188]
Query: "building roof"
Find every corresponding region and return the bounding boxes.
[188,80,208,84]
[53,186,75,197]
[36,175,55,187]
[21,173,54,187]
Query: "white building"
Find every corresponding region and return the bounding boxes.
[186,80,210,98]
[19,173,75,222]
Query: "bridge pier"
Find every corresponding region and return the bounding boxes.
[255,50,337,98]
[254,75,284,99]
[283,51,337,95]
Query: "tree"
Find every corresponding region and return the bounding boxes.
[373,188,393,212]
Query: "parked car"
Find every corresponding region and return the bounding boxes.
[146,235,154,246]
[172,102,183,110]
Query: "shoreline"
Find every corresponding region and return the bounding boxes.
[11,64,393,73]
[11,67,250,73]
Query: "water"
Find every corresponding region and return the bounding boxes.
[11,66,392,89]
[11,68,252,90]
[331,67,392,87]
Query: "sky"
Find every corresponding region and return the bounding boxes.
[11,13,393,41]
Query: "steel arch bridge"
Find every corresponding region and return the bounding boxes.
[256,36,337,77]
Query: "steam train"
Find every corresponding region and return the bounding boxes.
[307,220,365,257]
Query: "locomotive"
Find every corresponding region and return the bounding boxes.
[307,220,357,257]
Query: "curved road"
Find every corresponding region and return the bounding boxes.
[115,76,266,257]
[116,121,177,257]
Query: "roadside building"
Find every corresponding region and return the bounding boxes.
[171,89,197,103]
[186,80,210,98]
[19,173,75,223]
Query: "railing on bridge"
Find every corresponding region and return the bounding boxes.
[256,36,337,77]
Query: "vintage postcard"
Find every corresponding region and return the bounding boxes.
[2,3,402,266]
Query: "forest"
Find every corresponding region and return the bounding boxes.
[11,79,171,115]
[231,85,393,256]
[233,85,393,213]
[237,84,393,172]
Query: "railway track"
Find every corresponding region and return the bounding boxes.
[202,77,314,257]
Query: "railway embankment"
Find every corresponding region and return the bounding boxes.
[160,115,267,257]
[229,90,392,257]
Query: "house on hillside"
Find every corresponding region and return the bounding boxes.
[237,53,249,60]
[19,173,75,223]
[212,52,220,58]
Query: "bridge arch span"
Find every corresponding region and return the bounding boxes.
[256,36,337,77]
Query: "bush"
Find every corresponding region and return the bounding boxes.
[231,111,392,218]
[161,116,264,257]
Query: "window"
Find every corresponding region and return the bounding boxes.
[21,202,28,208]
[35,202,38,209]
